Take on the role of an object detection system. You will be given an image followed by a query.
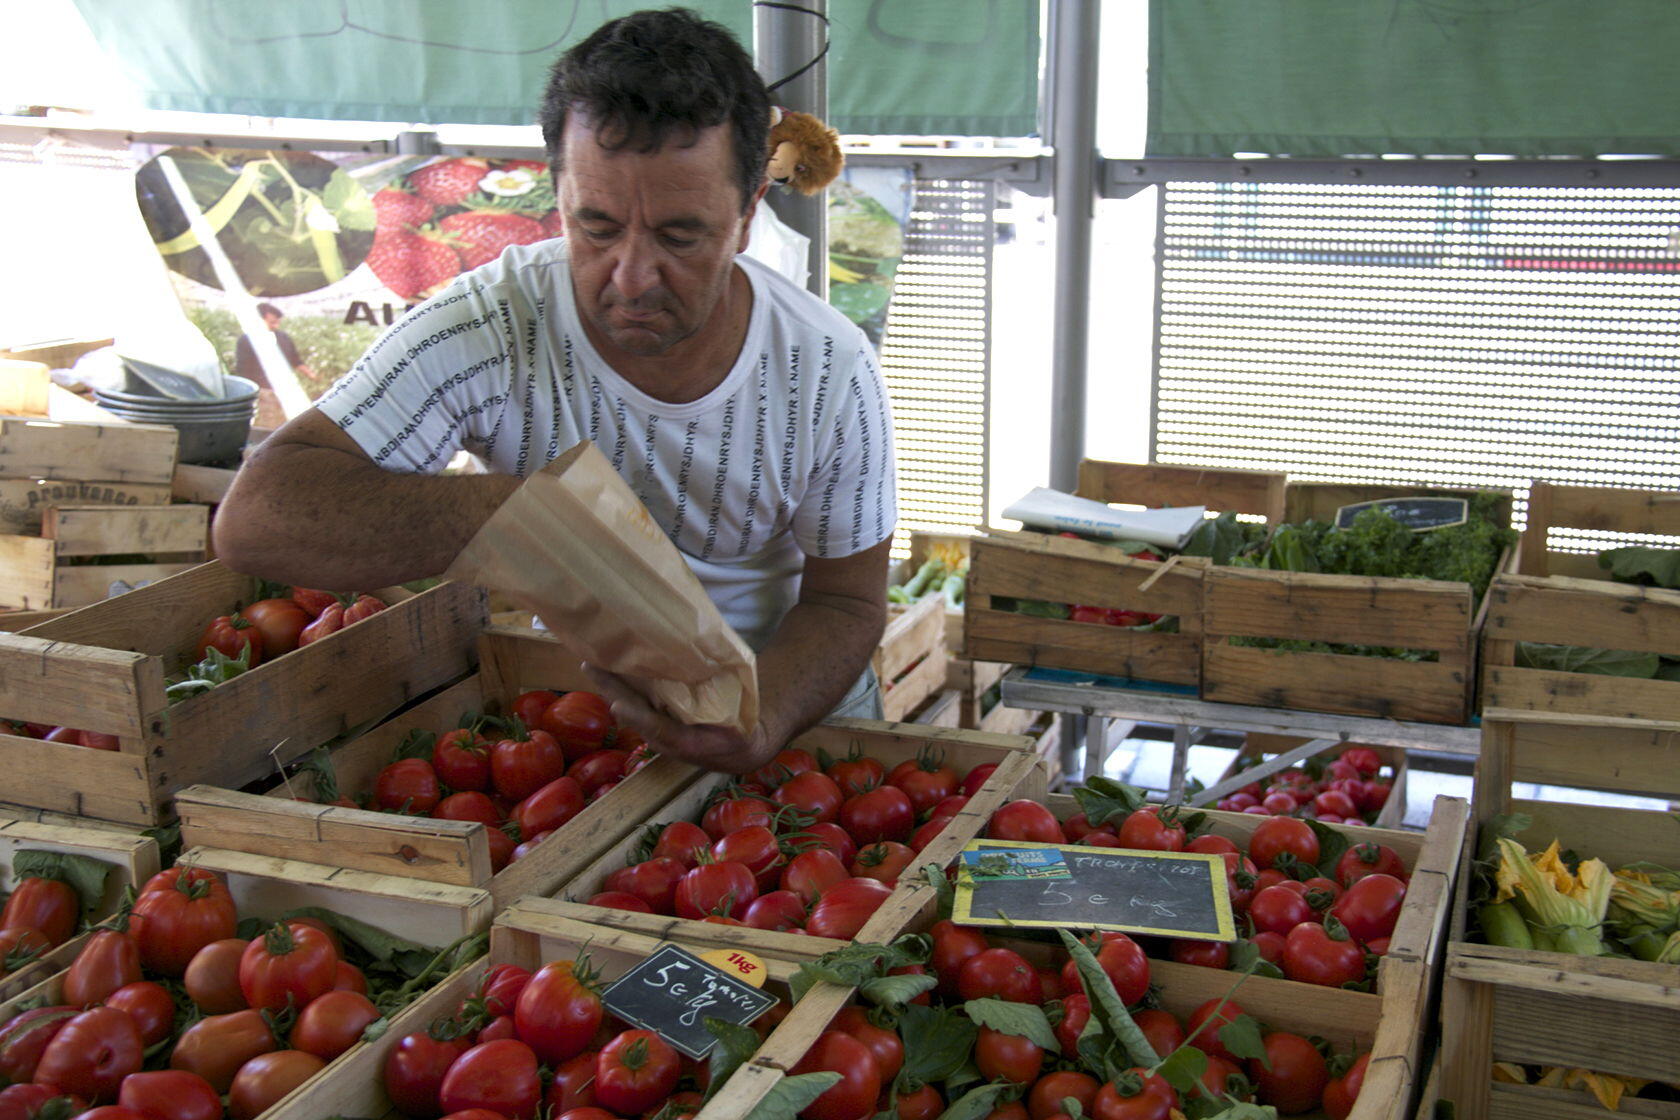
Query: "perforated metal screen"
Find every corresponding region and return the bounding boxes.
[1152,181,1680,547]
[881,178,994,555]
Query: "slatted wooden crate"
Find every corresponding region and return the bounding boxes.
[1201,482,1513,725]
[701,790,1465,1120]
[906,529,974,650]
[1480,480,1680,723]
[967,460,1287,686]
[0,502,210,609]
[1439,709,1680,1120]
[878,594,948,721]
[0,816,159,1003]
[0,845,491,1120]
[552,718,1046,944]
[0,415,180,533]
[174,625,702,910]
[1227,732,1410,829]
[0,560,487,825]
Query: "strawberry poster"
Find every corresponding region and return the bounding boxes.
[134,147,561,423]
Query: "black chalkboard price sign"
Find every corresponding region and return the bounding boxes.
[600,944,779,1059]
[951,840,1237,941]
[1335,496,1468,533]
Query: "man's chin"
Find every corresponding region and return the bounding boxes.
[606,327,675,356]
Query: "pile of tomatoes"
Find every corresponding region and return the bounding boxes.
[0,874,88,981]
[0,867,410,1120]
[382,956,734,1120]
[785,918,1374,1120]
[315,689,647,875]
[1212,747,1393,825]
[193,586,390,670]
[580,745,1001,938]
[978,797,1412,990]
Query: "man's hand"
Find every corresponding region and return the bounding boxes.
[583,663,776,775]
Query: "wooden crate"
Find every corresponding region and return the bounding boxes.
[0,560,487,825]
[0,845,491,1120]
[0,415,179,531]
[0,816,159,1003]
[907,687,962,727]
[1517,479,1680,580]
[1227,732,1410,829]
[552,718,1047,946]
[700,791,1465,1120]
[175,625,702,910]
[878,594,948,722]
[966,460,1287,686]
[1439,709,1680,1119]
[942,656,1041,734]
[907,529,975,650]
[0,503,210,609]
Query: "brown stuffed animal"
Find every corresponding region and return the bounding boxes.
[766,106,844,195]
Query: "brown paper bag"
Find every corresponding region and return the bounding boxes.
[445,441,759,733]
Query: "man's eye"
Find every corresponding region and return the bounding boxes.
[663,235,697,249]
[581,227,616,240]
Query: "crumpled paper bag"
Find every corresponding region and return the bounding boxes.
[445,441,759,733]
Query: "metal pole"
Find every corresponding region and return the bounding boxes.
[754,0,828,299]
[1047,0,1100,491]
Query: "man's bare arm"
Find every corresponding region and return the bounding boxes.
[213,409,520,589]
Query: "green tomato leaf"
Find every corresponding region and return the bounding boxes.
[790,937,927,1004]
[1514,643,1660,678]
[898,1004,978,1087]
[391,728,438,762]
[745,1072,842,1120]
[1218,1014,1270,1067]
[10,850,115,917]
[704,1017,765,1103]
[1598,546,1680,589]
[1056,929,1158,1068]
[1225,939,1285,981]
[961,999,1059,1052]
[862,972,938,1010]
[1155,1043,1210,1097]
[934,1082,1008,1120]
[1073,776,1148,827]
[1303,820,1351,877]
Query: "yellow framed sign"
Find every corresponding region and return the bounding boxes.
[951,840,1237,941]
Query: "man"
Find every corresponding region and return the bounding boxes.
[214,9,897,775]
[233,302,311,429]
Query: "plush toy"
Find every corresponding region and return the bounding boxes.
[766,106,844,195]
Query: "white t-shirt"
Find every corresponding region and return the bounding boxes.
[316,239,897,650]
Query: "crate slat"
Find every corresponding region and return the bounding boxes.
[43,504,209,557]
[0,417,178,485]
[1204,642,1471,724]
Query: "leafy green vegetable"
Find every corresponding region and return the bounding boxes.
[1514,643,1660,678]
[1180,513,1268,566]
[10,850,114,917]
[897,1004,978,1087]
[961,999,1060,1051]
[704,1018,763,1103]
[745,1072,842,1120]
[1599,546,1680,589]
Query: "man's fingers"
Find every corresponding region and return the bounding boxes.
[582,663,682,749]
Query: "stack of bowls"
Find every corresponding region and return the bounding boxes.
[94,371,259,466]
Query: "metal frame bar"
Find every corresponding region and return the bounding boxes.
[755,0,829,299]
[1101,156,1680,195]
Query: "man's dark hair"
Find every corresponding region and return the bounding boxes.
[538,8,769,211]
[256,302,282,318]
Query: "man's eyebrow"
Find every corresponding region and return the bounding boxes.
[572,207,618,223]
[658,216,708,232]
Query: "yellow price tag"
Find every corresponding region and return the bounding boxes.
[700,948,768,988]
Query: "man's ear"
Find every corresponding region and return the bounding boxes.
[737,180,771,253]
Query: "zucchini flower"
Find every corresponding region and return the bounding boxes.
[1608,866,1680,933]
[1494,838,1611,956]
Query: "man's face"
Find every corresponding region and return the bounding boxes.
[558,116,758,358]
[261,312,282,331]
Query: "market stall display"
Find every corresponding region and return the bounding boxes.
[1218,733,1407,830]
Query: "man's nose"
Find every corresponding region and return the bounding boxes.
[612,232,660,301]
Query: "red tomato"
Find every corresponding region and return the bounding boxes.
[117,1070,221,1120]
[1247,1032,1328,1115]
[928,794,969,820]
[102,982,174,1047]
[826,754,885,797]
[838,786,915,844]
[749,747,819,789]
[1313,790,1359,819]
[1199,1054,1249,1101]
[569,750,629,797]
[1028,1071,1100,1120]
[438,1038,542,1118]
[1330,874,1408,943]
[1054,993,1090,1058]
[486,824,517,872]
[1248,817,1320,871]
[985,1105,1030,1120]
[594,1030,680,1115]
[512,690,559,729]
[1251,931,1286,965]
[701,794,774,841]
[73,1110,147,1120]
[713,826,788,891]
[433,791,503,826]
[128,869,239,977]
[238,921,339,1013]
[0,925,49,971]
[341,594,388,625]
[604,858,688,914]
[958,948,1041,1003]
[383,1030,471,1117]
[888,754,958,816]
[298,602,345,645]
[1322,1052,1370,1120]
[929,919,990,999]
[780,848,849,904]
[1168,938,1230,969]
[0,1083,86,1120]
[1340,748,1382,778]
[789,1031,880,1120]
[290,588,340,618]
[1282,923,1367,987]
[651,820,713,868]
[513,960,602,1065]
[959,763,997,796]
[674,861,757,920]
[1092,1070,1178,1120]
[849,841,915,886]
[434,728,492,792]
[478,1015,516,1042]
[1117,808,1186,852]
[1260,791,1299,815]
[63,930,141,1008]
[1356,780,1392,815]
[515,776,586,837]
[167,1009,275,1093]
[1060,934,1150,1005]
[544,1051,600,1115]
[986,801,1066,844]
[772,770,845,825]
[292,989,381,1060]
[1185,998,1247,1063]
[742,890,807,932]
[831,1007,903,1083]
[1249,885,1317,937]
[373,758,442,814]
[491,730,567,802]
[1335,843,1407,887]
[34,1007,143,1103]
[974,1027,1042,1084]
[804,878,892,940]
[196,614,263,667]
[1133,1008,1185,1061]
[0,1005,79,1083]
[540,692,614,762]
[228,1050,327,1120]
[333,960,368,994]
[804,822,859,867]
[0,878,78,947]
[241,598,310,657]
[1186,833,1240,857]
[909,816,953,853]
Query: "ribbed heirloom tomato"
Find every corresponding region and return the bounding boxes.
[61,930,140,1007]
[805,877,891,939]
[491,728,567,801]
[34,1007,144,1103]
[433,727,492,791]
[238,921,339,1013]
[128,868,238,976]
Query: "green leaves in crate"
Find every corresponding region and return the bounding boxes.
[897,1004,976,1087]
[960,998,1059,1051]
[745,1072,842,1120]
[1515,643,1661,678]
[704,1017,764,1103]
[933,1082,1009,1120]
[1599,545,1680,589]
[1073,776,1149,828]
[10,850,115,917]
[788,935,930,1003]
